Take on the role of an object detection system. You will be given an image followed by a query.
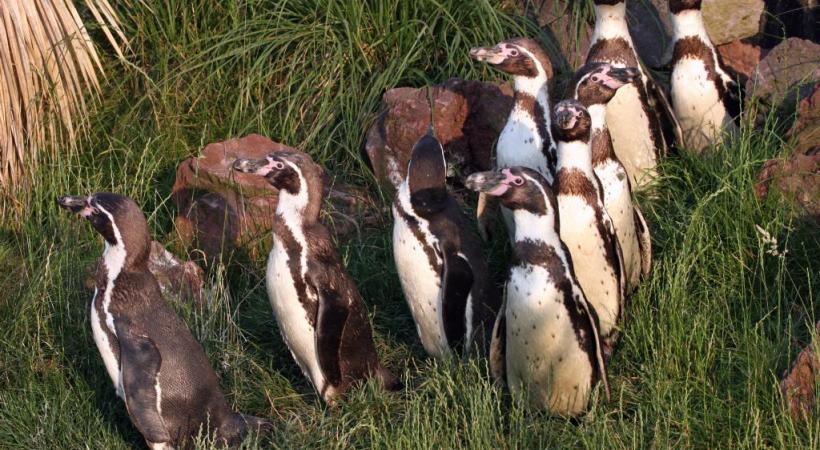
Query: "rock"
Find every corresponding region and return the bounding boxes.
[755,149,820,219]
[516,0,593,70]
[747,38,820,105]
[702,0,765,45]
[780,322,819,421]
[788,83,820,156]
[628,0,673,68]
[717,41,766,80]
[172,134,291,258]
[147,241,206,305]
[365,78,513,190]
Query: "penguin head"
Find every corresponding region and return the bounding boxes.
[669,0,702,13]
[232,150,323,196]
[57,193,151,267]
[465,167,555,216]
[406,131,448,214]
[551,100,592,143]
[572,62,640,106]
[470,38,553,80]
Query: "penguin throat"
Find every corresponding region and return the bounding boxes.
[102,241,127,281]
[593,3,629,40]
[513,72,548,97]
[557,141,594,173]
[512,209,558,245]
[587,104,608,131]
[671,10,707,39]
[276,174,319,224]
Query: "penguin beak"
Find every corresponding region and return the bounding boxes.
[469,45,506,65]
[554,108,578,130]
[56,195,88,213]
[607,66,639,85]
[465,171,511,197]
[232,157,272,176]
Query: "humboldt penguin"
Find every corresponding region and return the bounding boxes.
[572,62,652,292]
[470,37,556,238]
[57,193,270,449]
[669,0,741,152]
[552,100,626,358]
[392,131,498,358]
[465,167,609,416]
[587,0,679,187]
[232,151,399,404]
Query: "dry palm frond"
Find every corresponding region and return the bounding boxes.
[1,0,125,213]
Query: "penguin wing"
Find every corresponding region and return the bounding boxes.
[310,274,349,388]
[115,323,170,444]
[645,75,683,153]
[633,206,652,280]
[573,284,611,401]
[441,249,474,352]
[489,293,506,386]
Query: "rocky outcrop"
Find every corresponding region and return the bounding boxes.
[365,79,513,190]
[147,241,206,305]
[755,149,820,220]
[787,83,820,156]
[781,322,819,421]
[717,41,766,80]
[747,38,820,105]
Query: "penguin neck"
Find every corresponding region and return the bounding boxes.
[671,10,708,41]
[512,209,560,247]
[593,3,631,41]
[513,73,549,103]
[587,104,613,164]
[557,140,594,174]
[101,240,128,282]
[276,184,319,229]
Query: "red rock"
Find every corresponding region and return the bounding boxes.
[755,149,820,220]
[748,38,820,104]
[365,78,513,190]
[147,241,206,306]
[788,83,820,156]
[517,1,593,69]
[781,322,819,421]
[717,41,766,79]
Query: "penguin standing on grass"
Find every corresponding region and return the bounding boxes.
[392,131,498,358]
[668,0,741,152]
[232,151,400,404]
[572,62,652,292]
[57,193,270,449]
[552,100,626,359]
[465,167,609,416]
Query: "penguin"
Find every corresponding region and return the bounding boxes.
[232,151,399,403]
[464,167,609,416]
[392,131,498,358]
[551,100,626,358]
[668,0,741,153]
[57,193,270,449]
[572,62,652,292]
[470,37,556,239]
[587,0,680,188]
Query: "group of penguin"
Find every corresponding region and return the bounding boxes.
[55,0,741,448]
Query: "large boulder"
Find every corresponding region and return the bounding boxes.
[788,83,820,156]
[755,149,820,220]
[781,322,819,421]
[365,78,513,190]
[702,0,765,45]
[516,1,593,70]
[747,38,820,105]
[717,41,767,80]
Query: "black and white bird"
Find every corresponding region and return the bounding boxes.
[232,151,399,404]
[392,131,498,358]
[465,167,609,416]
[57,193,270,449]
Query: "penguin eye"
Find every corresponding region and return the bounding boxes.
[509,48,519,57]
[272,160,286,170]
[512,177,524,186]
[591,75,600,82]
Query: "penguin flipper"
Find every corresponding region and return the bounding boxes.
[312,281,349,390]
[574,287,611,402]
[489,294,506,386]
[646,76,683,153]
[116,324,170,445]
[633,206,652,280]
[441,249,474,353]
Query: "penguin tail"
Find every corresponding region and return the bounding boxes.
[219,412,272,446]
[375,366,403,392]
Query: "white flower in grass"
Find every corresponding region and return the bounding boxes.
[754,225,788,258]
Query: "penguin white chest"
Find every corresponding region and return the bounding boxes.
[594,160,640,290]
[605,83,657,186]
[505,265,593,415]
[90,290,122,397]
[557,196,619,335]
[392,208,449,358]
[497,108,550,179]
[672,57,726,151]
[266,239,325,390]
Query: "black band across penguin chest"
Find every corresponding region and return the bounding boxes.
[92,284,121,361]
[393,199,440,271]
[516,93,557,176]
[272,217,318,327]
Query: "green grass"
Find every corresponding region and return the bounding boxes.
[1,1,817,448]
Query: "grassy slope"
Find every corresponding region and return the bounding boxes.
[0,1,817,448]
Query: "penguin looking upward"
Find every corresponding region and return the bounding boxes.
[669,0,741,153]
[572,62,652,293]
[470,37,556,239]
[552,100,626,359]
[392,131,498,358]
[465,167,609,416]
[232,151,399,403]
[587,0,679,188]
[57,193,270,449]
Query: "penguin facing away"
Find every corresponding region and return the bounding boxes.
[470,37,556,239]
[465,167,609,416]
[552,100,626,359]
[232,151,399,404]
[392,131,498,358]
[668,0,741,153]
[587,0,679,188]
[57,193,270,449]
[572,62,653,292]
